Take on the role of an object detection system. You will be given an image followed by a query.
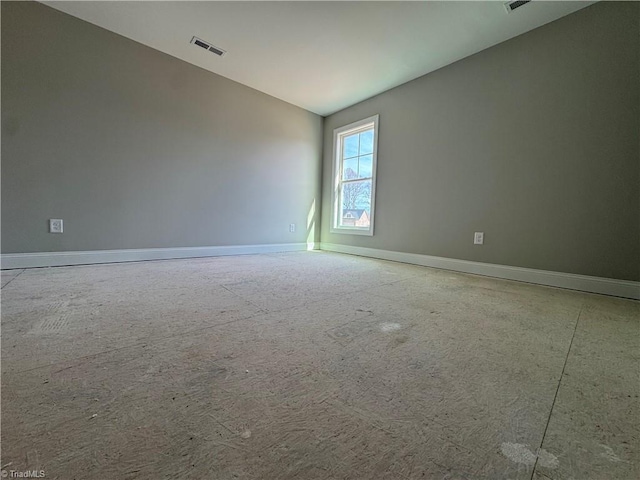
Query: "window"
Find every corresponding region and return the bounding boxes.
[330,115,379,236]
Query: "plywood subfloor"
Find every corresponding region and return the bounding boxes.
[1,252,638,479]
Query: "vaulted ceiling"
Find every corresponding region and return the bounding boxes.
[43,1,595,115]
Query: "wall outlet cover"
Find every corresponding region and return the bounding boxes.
[289,223,296,233]
[49,219,63,233]
[474,232,484,245]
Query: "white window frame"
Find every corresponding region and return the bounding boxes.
[330,114,379,236]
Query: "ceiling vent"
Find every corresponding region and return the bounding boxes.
[190,36,226,57]
[504,0,531,13]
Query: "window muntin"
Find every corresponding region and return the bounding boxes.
[331,115,379,235]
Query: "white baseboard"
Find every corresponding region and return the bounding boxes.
[3,242,637,300]
[1,243,312,269]
[320,243,640,300]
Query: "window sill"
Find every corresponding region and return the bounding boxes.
[330,227,374,236]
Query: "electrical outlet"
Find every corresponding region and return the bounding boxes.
[289,223,296,233]
[49,219,63,234]
[474,232,484,245]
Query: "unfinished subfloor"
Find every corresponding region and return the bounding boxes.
[1,251,638,479]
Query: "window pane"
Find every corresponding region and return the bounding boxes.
[358,154,373,178]
[332,116,378,234]
[340,179,372,228]
[343,134,359,158]
[359,129,374,155]
[342,157,358,180]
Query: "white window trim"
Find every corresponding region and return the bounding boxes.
[330,114,379,236]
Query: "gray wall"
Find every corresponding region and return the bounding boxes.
[321,1,640,282]
[2,1,323,253]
